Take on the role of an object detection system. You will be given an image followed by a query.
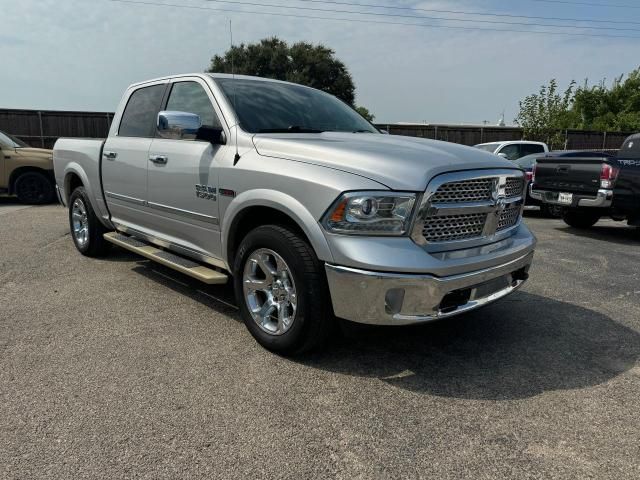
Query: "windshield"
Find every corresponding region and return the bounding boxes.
[474,143,499,153]
[215,78,378,134]
[0,131,28,148]
[514,154,538,169]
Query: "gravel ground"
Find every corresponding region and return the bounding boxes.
[1,198,639,479]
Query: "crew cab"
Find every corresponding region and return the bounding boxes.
[53,73,536,354]
[531,134,640,229]
[0,130,55,204]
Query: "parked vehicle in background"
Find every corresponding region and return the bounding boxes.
[474,140,549,160]
[531,134,640,229]
[53,73,536,354]
[0,130,55,204]
[515,150,617,217]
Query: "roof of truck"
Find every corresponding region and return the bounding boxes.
[128,73,306,89]
[475,140,547,147]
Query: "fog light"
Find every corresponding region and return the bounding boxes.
[385,288,405,315]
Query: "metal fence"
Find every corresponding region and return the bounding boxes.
[376,123,633,151]
[0,109,113,149]
[0,108,634,152]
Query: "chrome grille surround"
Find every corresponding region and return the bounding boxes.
[411,169,525,251]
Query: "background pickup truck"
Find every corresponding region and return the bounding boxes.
[53,73,536,354]
[0,130,55,204]
[531,134,640,229]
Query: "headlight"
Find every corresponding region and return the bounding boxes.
[322,191,417,235]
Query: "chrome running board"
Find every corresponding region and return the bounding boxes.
[104,232,228,285]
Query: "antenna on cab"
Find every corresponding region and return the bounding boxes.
[230,20,241,165]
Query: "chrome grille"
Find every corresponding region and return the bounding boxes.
[412,170,525,250]
[430,178,495,203]
[497,204,521,231]
[505,177,525,198]
[422,213,487,242]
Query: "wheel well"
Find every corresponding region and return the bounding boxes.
[227,206,310,267]
[9,167,54,194]
[65,172,84,202]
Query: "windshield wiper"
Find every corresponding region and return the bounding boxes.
[258,126,325,133]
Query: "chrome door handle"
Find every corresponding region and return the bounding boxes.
[103,151,117,160]
[149,155,168,165]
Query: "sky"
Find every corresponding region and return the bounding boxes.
[1,0,639,124]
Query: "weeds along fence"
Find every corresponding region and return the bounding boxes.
[0,108,633,152]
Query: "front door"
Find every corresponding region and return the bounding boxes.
[101,82,166,228]
[146,79,229,260]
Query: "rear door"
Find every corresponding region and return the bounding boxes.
[145,78,229,260]
[102,82,166,228]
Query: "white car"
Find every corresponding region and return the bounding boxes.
[474,141,549,161]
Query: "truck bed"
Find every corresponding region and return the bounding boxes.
[53,138,107,215]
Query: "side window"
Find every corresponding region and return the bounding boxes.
[118,84,166,138]
[521,144,545,156]
[499,144,521,160]
[165,81,221,130]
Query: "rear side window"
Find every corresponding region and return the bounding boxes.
[165,81,221,129]
[119,84,166,138]
[521,144,545,156]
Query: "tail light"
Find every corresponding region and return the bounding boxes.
[600,164,619,189]
[531,162,537,183]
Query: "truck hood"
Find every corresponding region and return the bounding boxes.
[15,147,53,158]
[252,132,518,191]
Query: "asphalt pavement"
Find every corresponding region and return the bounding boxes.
[1,198,639,479]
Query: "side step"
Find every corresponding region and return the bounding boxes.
[104,232,228,285]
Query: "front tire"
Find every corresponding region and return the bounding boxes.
[562,208,601,229]
[14,171,55,204]
[68,186,110,257]
[233,225,333,355]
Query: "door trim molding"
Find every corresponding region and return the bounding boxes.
[105,191,145,206]
[147,201,219,225]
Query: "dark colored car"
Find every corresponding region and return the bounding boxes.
[515,150,617,217]
[531,136,639,229]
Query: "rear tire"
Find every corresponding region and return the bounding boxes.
[14,171,55,204]
[541,204,563,218]
[562,208,601,229]
[233,224,333,355]
[68,186,110,257]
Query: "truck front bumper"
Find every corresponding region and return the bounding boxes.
[530,188,613,208]
[325,251,533,326]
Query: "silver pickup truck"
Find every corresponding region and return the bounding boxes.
[53,73,536,354]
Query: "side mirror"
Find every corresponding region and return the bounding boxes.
[497,153,509,159]
[157,111,226,145]
[158,111,201,140]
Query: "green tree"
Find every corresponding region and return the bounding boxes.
[207,37,356,104]
[355,106,375,122]
[573,69,640,131]
[515,79,577,149]
[516,67,640,141]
